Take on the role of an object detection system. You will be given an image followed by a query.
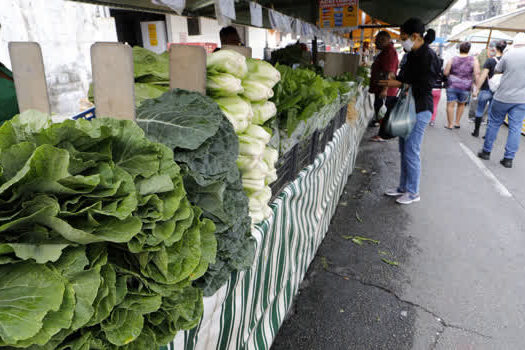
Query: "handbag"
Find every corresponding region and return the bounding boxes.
[385,86,417,139]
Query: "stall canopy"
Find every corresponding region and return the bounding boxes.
[359,0,456,25]
[448,8,525,43]
[69,0,457,27]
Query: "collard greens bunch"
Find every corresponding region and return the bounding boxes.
[0,111,216,349]
[136,89,255,296]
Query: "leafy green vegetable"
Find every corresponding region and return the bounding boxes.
[207,50,248,79]
[252,101,277,125]
[381,258,400,267]
[341,235,380,245]
[271,64,343,137]
[137,90,255,296]
[245,59,281,88]
[207,73,244,97]
[0,111,216,349]
[214,96,253,133]
[133,46,170,83]
[206,55,280,225]
[241,80,274,102]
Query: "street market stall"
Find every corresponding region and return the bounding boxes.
[1,1,454,349]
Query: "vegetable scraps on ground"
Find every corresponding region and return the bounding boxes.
[0,110,216,349]
[136,89,255,296]
[206,50,281,224]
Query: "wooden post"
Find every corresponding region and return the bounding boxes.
[8,42,51,114]
[486,28,493,50]
[222,45,253,58]
[169,44,207,94]
[91,42,135,120]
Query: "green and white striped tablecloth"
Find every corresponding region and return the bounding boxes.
[167,95,372,350]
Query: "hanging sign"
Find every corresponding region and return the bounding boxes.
[214,0,235,26]
[151,0,185,15]
[249,2,263,27]
[319,0,359,29]
[148,24,158,46]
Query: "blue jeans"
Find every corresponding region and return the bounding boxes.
[483,100,525,159]
[399,111,432,195]
[475,90,493,118]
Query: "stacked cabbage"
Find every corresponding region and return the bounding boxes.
[0,111,216,349]
[207,50,281,224]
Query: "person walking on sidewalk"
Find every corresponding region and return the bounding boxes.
[471,40,507,137]
[478,34,525,168]
[379,18,440,205]
[369,31,399,142]
[443,42,480,129]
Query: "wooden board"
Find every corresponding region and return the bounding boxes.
[222,45,252,58]
[169,44,206,94]
[322,52,360,77]
[8,42,51,114]
[91,42,135,120]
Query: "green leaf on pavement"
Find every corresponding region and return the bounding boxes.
[381,258,399,267]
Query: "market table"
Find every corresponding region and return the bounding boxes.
[164,89,374,350]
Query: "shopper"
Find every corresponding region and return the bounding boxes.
[478,34,525,168]
[471,40,507,137]
[430,56,445,126]
[443,41,480,129]
[369,31,399,141]
[379,18,440,204]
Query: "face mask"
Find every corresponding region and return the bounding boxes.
[402,38,415,52]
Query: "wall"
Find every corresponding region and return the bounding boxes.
[247,27,266,59]
[166,15,221,46]
[0,0,117,116]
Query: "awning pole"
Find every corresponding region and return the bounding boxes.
[312,36,318,65]
[486,28,493,50]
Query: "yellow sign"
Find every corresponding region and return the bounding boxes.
[148,24,158,46]
[319,0,359,29]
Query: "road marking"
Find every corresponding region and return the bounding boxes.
[459,142,512,198]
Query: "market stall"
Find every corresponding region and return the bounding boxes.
[3,36,372,349]
[1,1,453,349]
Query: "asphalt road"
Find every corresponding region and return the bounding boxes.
[271,100,525,350]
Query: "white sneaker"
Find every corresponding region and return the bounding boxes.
[385,188,405,197]
[396,193,421,205]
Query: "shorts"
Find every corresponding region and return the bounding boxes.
[446,88,470,104]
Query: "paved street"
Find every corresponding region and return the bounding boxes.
[271,99,525,350]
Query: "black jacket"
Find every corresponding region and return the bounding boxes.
[398,44,441,113]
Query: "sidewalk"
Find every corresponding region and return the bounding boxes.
[271,101,525,350]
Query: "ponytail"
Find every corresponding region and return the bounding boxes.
[424,29,436,45]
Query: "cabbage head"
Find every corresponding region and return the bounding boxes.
[252,101,277,125]
[207,73,244,97]
[207,50,248,79]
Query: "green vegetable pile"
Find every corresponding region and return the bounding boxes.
[0,111,216,349]
[206,50,280,224]
[136,89,255,296]
[272,64,349,136]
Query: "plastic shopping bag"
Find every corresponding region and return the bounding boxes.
[385,87,416,139]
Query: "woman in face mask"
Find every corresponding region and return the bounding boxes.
[378,18,440,205]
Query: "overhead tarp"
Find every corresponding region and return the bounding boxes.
[448,8,525,42]
[359,0,457,25]
[69,0,457,27]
